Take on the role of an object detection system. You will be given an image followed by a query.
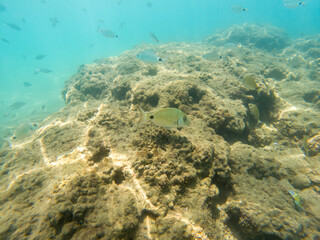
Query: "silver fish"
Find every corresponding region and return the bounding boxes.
[138,106,190,129]
[136,49,163,63]
[34,68,53,74]
[230,5,247,13]
[98,28,118,38]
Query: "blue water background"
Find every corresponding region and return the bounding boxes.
[0,0,319,136]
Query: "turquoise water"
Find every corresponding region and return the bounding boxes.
[0,0,319,137]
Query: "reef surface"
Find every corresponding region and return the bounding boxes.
[0,23,320,240]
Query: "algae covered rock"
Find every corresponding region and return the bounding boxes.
[2,23,320,240]
[206,23,289,51]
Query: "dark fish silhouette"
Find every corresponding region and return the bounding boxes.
[35,54,46,60]
[1,37,9,43]
[9,101,26,109]
[150,32,159,43]
[34,68,53,74]
[4,23,21,31]
[24,81,32,87]
[50,17,59,27]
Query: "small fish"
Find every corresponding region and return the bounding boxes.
[283,0,305,8]
[35,54,46,60]
[13,122,38,140]
[136,49,163,63]
[0,4,7,12]
[9,101,26,109]
[0,37,9,43]
[34,68,53,74]
[248,103,260,122]
[230,5,247,13]
[138,106,190,129]
[202,51,223,61]
[288,190,303,210]
[241,74,257,91]
[97,27,118,38]
[24,81,32,87]
[4,22,21,31]
[50,17,59,27]
[42,105,46,110]
[150,32,159,43]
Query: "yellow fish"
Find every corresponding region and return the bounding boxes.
[242,74,257,91]
[288,190,303,211]
[248,103,260,122]
[138,106,190,129]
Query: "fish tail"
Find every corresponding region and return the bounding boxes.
[138,106,147,124]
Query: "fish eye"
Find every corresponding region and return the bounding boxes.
[298,1,302,5]
[149,115,154,119]
[158,58,162,61]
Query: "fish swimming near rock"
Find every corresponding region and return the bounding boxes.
[136,49,163,63]
[138,106,190,129]
[97,27,118,38]
[150,32,159,43]
[288,190,303,211]
[34,68,53,74]
[35,54,46,60]
[12,122,38,140]
[241,74,258,91]
[202,51,223,61]
[248,103,260,123]
[9,101,26,109]
[4,22,21,31]
[24,81,32,87]
[230,5,247,13]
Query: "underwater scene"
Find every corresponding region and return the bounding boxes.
[1,0,320,239]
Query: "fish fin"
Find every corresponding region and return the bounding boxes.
[138,106,147,124]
